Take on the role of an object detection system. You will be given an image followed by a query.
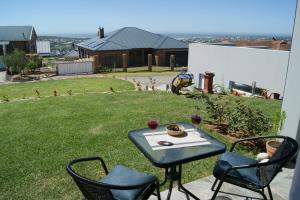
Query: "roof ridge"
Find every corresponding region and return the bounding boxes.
[29,26,34,40]
[106,27,127,42]
[128,27,162,38]
[154,35,168,48]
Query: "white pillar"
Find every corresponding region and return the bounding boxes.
[284,1,300,199]
[2,44,6,55]
[290,153,300,200]
[280,0,300,144]
[0,42,9,55]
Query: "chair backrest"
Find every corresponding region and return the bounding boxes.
[259,136,298,187]
[67,163,114,200]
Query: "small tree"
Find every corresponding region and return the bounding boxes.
[3,50,27,75]
[26,59,39,72]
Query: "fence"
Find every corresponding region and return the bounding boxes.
[56,58,95,75]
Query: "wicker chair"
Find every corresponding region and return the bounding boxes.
[67,156,161,200]
[211,135,298,200]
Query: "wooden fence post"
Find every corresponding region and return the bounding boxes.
[148,54,152,71]
[155,55,159,66]
[92,55,98,73]
[170,55,175,71]
[122,54,128,72]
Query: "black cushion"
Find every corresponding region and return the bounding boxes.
[100,165,155,200]
[213,152,260,186]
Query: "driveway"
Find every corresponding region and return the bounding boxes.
[120,75,175,90]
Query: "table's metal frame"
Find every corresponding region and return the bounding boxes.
[160,164,201,200]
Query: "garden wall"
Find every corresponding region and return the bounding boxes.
[188,44,289,96]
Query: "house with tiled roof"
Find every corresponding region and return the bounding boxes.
[0,25,37,56]
[77,27,188,67]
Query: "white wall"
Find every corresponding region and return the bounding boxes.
[188,44,289,95]
[36,41,51,54]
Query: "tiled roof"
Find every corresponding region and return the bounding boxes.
[77,27,188,51]
[0,26,34,41]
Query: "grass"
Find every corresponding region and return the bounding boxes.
[0,78,281,199]
[0,77,135,100]
[102,66,180,77]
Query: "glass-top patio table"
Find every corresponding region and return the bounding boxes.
[128,122,226,200]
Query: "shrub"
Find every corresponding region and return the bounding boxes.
[26,59,40,72]
[67,89,73,96]
[201,94,272,137]
[2,95,9,102]
[35,89,41,98]
[204,95,230,124]
[98,66,112,73]
[3,50,27,75]
[226,100,271,136]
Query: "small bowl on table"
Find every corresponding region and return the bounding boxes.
[166,124,185,137]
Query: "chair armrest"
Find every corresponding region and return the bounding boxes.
[67,156,109,175]
[230,135,287,152]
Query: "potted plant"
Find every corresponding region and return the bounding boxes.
[266,140,281,157]
[266,111,286,157]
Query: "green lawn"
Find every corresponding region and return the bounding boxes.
[0,78,281,199]
[0,77,135,100]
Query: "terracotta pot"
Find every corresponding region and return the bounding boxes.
[266,140,281,157]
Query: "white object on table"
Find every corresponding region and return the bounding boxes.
[144,129,210,150]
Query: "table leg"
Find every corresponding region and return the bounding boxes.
[161,165,200,200]
[177,164,200,200]
[160,168,169,186]
[166,180,173,200]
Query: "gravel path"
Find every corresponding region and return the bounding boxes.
[120,75,175,90]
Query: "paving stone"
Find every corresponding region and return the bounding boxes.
[150,168,292,200]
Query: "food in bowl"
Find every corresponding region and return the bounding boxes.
[166,124,185,137]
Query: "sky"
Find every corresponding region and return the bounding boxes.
[0,0,298,36]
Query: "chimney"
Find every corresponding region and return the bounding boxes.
[97,27,104,39]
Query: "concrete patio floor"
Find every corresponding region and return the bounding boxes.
[150,167,293,200]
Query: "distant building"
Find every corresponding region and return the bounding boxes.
[222,39,291,51]
[0,25,37,55]
[77,27,188,67]
[36,41,51,56]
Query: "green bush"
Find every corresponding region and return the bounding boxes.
[202,95,272,137]
[205,95,230,124]
[225,100,271,136]
[98,66,112,73]
[3,50,27,74]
